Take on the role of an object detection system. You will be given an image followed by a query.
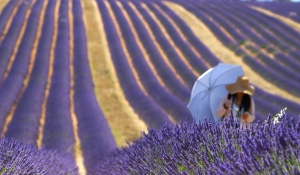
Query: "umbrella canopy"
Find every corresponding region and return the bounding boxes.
[187,63,244,123]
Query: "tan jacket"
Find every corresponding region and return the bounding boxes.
[216,95,255,127]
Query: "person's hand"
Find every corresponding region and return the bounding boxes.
[224,99,230,109]
[242,112,250,123]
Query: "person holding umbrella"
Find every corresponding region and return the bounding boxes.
[216,75,256,128]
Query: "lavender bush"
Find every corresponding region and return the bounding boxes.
[97,114,300,175]
[0,137,78,174]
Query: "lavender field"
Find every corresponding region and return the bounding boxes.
[0,0,299,174]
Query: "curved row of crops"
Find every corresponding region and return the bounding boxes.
[0,0,116,174]
[100,1,298,121]
[250,2,300,23]
[0,0,299,174]
[72,0,116,173]
[162,0,300,116]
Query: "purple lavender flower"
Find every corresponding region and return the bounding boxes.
[0,137,78,174]
[97,114,300,174]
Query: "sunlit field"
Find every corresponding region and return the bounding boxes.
[0,0,299,174]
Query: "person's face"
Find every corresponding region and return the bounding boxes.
[237,92,244,98]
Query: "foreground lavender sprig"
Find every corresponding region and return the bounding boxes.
[97,115,300,175]
[0,137,78,174]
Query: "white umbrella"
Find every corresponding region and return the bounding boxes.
[187,63,244,123]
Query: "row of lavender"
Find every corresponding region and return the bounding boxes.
[217,3,300,78]
[171,1,300,97]
[5,0,54,144]
[249,2,300,23]
[98,0,299,126]
[96,0,223,126]
[72,0,116,173]
[128,0,270,120]
[6,0,77,162]
[166,1,300,115]
[0,0,80,170]
[96,0,178,129]
[0,0,23,80]
[191,4,299,105]
[0,0,116,173]
[152,1,300,118]
[0,0,36,131]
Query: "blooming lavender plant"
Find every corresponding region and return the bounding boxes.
[97,114,300,175]
[0,137,78,174]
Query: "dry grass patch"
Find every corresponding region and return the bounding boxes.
[250,6,300,33]
[0,0,9,14]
